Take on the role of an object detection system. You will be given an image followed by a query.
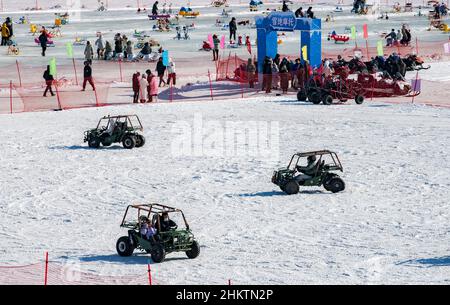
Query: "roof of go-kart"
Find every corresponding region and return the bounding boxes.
[126,203,181,213]
[293,150,337,157]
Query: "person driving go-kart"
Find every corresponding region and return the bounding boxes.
[159,212,177,232]
[295,155,318,182]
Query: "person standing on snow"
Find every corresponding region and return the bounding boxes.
[155,57,167,87]
[229,17,237,43]
[95,34,105,60]
[1,22,10,46]
[152,1,159,15]
[212,34,220,61]
[84,41,94,64]
[246,58,256,88]
[38,28,48,56]
[82,61,95,91]
[139,72,149,103]
[132,72,140,103]
[147,70,159,103]
[167,58,176,86]
[282,1,289,12]
[295,7,304,18]
[43,65,55,97]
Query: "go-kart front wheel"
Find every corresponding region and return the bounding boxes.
[88,137,100,148]
[308,91,321,104]
[151,243,166,263]
[135,135,146,148]
[322,94,333,105]
[283,181,299,195]
[186,240,200,259]
[116,236,134,257]
[297,89,307,101]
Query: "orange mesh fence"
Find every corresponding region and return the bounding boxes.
[0,261,161,285]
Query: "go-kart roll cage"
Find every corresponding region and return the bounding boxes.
[120,203,190,232]
[288,150,343,176]
[96,115,143,132]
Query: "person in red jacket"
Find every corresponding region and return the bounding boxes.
[132,72,140,103]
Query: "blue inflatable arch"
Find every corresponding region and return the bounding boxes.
[255,12,321,71]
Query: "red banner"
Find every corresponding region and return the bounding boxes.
[363,24,368,39]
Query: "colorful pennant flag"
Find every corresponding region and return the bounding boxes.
[49,57,57,76]
[351,25,356,40]
[363,24,368,39]
[66,42,73,58]
[220,35,225,49]
[302,45,307,61]
[377,41,384,56]
[208,34,214,48]
[162,50,169,66]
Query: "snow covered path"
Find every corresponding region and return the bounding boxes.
[1,97,450,284]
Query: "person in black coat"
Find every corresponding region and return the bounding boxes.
[306,7,314,18]
[155,57,166,87]
[38,30,48,56]
[229,17,237,42]
[43,65,55,97]
[282,1,289,12]
[82,61,95,91]
[5,17,13,38]
[262,56,273,93]
[295,7,304,17]
[159,212,177,232]
[152,1,159,15]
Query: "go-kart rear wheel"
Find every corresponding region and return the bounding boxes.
[186,240,200,259]
[88,137,100,148]
[122,135,136,149]
[116,236,134,257]
[135,135,146,148]
[355,95,364,104]
[308,90,321,104]
[151,243,166,263]
[322,94,333,105]
[297,89,307,101]
[283,180,299,195]
[327,177,345,193]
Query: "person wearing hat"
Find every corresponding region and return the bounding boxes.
[295,155,318,181]
[159,212,177,232]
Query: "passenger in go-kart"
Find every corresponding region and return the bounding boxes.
[139,216,158,241]
[160,212,177,232]
[295,155,318,181]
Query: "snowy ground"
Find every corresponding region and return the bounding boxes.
[1,1,450,285]
[1,96,450,284]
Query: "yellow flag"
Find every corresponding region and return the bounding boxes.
[302,45,307,61]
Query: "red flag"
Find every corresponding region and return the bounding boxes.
[363,24,368,39]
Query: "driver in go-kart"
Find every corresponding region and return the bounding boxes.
[159,212,177,232]
[295,155,318,182]
[105,118,116,135]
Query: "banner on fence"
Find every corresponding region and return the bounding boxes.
[377,41,384,56]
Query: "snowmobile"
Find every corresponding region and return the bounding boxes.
[84,115,145,149]
[116,203,200,263]
[272,150,345,195]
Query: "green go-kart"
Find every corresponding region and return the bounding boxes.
[84,115,145,149]
[116,203,200,263]
[272,150,346,195]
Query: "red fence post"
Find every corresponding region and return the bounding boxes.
[9,80,13,114]
[147,263,152,286]
[239,68,244,98]
[411,71,419,104]
[228,279,231,285]
[54,81,62,110]
[72,58,79,86]
[208,69,214,101]
[118,59,123,82]
[44,252,48,286]
[15,60,22,87]
[225,52,231,79]
[415,37,419,55]
[93,80,99,107]
[170,80,173,103]
[365,40,369,60]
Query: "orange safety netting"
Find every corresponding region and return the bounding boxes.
[0,261,161,285]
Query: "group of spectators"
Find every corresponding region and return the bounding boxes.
[385,25,411,47]
[1,17,13,46]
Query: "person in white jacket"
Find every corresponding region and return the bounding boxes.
[139,73,148,103]
[167,58,176,86]
[95,35,105,59]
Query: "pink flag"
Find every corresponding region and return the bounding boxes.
[208,34,214,48]
[363,24,368,39]
[220,35,225,49]
[444,42,450,54]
